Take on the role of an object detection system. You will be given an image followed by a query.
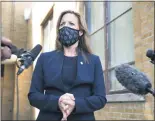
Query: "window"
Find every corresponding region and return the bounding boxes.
[107,2,134,93]
[85,1,135,94]
[85,1,106,70]
[85,1,104,34]
[42,15,53,52]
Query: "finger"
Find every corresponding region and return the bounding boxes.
[62,99,75,106]
[65,104,72,112]
[66,93,75,100]
[1,37,12,46]
[59,101,65,111]
[61,93,75,101]
[65,107,73,117]
[60,103,70,114]
[64,104,69,111]
[59,96,63,102]
[61,95,71,101]
[1,46,12,59]
[66,108,72,116]
[61,118,65,121]
[62,110,67,120]
[61,118,64,121]
[60,102,66,110]
[66,109,70,116]
[60,95,69,102]
[61,118,67,121]
[63,104,67,111]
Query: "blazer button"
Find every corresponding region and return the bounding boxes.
[80,62,83,65]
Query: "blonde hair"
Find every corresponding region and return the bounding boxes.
[55,10,92,63]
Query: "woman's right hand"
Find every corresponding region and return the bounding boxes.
[58,93,75,120]
[58,100,68,121]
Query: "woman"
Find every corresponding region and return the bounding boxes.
[28,10,107,121]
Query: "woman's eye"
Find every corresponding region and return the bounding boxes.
[60,22,64,26]
[69,22,74,25]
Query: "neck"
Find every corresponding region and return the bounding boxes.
[63,41,78,57]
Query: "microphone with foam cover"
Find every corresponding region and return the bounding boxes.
[146,49,155,64]
[115,64,155,97]
[17,44,42,75]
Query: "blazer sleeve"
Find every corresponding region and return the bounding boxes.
[74,56,107,113]
[28,53,60,112]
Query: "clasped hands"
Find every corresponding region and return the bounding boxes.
[58,93,75,121]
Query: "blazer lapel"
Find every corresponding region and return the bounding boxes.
[71,50,93,89]
[48,50,65,91]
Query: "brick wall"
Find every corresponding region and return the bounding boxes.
[1,1,33,120]
[94,2,154,120]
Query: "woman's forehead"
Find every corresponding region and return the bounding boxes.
[61,13,78,23]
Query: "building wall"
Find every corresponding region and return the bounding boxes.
[1,1,33,120]
[94,2,154,120]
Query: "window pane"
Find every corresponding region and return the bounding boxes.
[43,21,50,52]
[108,10,134,68]
[109,1,132,21]
[85,2,105,34]
[90,28,105,70]
[49,19,55,50]
[85,1,91,33]
[110,64,135,91]
[109,69,125,91]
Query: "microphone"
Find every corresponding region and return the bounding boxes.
[17,44,42,75]
[115,64,155,97]
[146,49,155,64]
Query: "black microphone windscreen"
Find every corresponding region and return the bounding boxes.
[9,44,18,54]
[2,43,19,54]
[146,49,154,59]
[30,44,42,60]
[115,64,152,95]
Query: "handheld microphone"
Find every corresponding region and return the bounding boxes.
[17,44,42,75]
[146,49,155,64]
[115,64,155,97]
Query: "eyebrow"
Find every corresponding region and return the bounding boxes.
[69,21,74,23]
[60,20,75,23]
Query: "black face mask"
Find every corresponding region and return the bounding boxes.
[58,26,80,47]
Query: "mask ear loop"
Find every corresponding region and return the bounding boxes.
[57,31,63,51]
[78,30,84,50]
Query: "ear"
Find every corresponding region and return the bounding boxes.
[79,30,84,37]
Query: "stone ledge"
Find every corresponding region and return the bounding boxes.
[107,93,145,103]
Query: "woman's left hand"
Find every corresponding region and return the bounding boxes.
[60,93,75,118]
[61,98,75,116]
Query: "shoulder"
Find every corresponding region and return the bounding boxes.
[37,50,60,63]
[88,53,99,59]
[87,53,103,71]
[86,53,101,63]
[42,50,58,56]
[40,50,60,58]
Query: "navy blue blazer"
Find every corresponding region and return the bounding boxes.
[28,50,107,120]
